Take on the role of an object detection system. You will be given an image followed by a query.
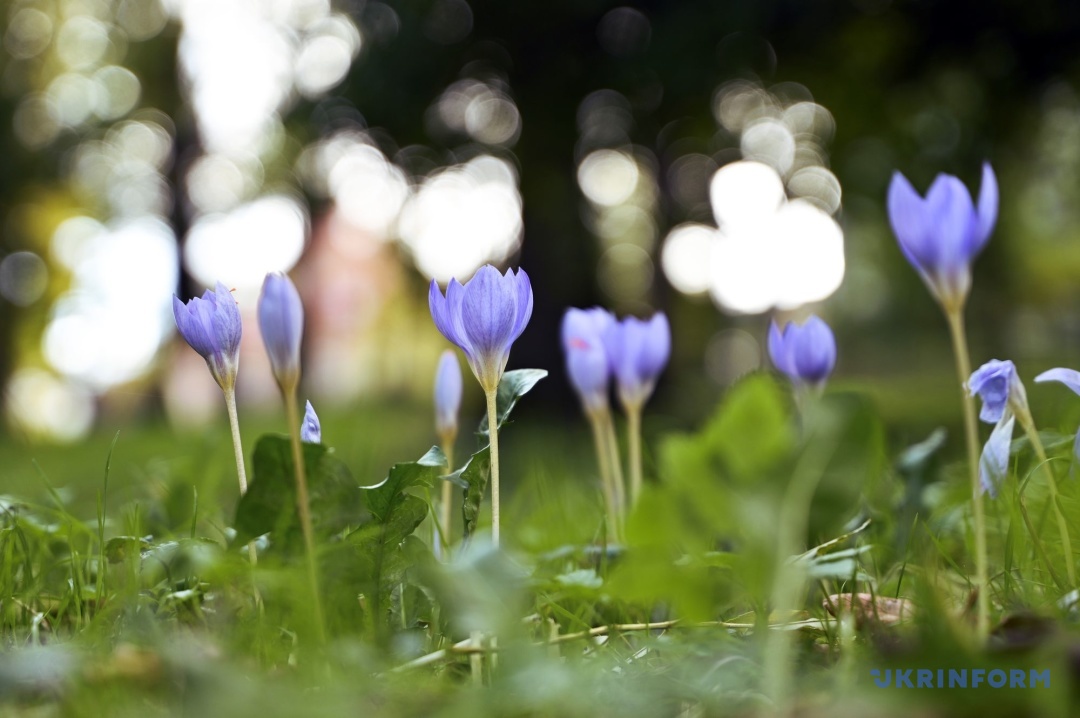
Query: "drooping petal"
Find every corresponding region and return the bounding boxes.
[969,359,1017,423]
[301,400,321,443]
[979,412,1015,498]
[1034,367,1080,397]
[887,172,931,273]
[974,163,998,251]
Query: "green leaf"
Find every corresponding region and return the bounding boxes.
[447,446,491,539]
[344,447,447,637]
[477,368,548,436]
[710,373,793,481]
[233,435,361,550]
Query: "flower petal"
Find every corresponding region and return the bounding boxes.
[1034,367,1080,397]
[510,268,534,342]
[429,280,461,347]
[979,412,1014,498]
[792,315,836,383]
[461,265,517,357]
[301,400,321,443]
[767,320,796,377]
[887,172,931,273]
[925,174,978,276]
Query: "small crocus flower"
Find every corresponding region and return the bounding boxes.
[603,313,670,410]
[562,307,615,414]
[768,315,836,388]
[172,281,242,391]
[301,400,321,443]
[428,264,533,394]
[1034,367,1080,464]
[887,163,998,311]
[969,359,1028,496]
[434,349,463,440]
[258,272,304,390]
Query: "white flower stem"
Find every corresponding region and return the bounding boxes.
[626,403,644,509]
[602,409,626,518]
[284,387,327,645]
[945,307,990,641]
[587,409,620,542]
[485,387,501,548]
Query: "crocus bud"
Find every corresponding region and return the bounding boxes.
[428,265,533,394]
[561,307,614,414]
[887,163,998,312]
[258,272,304,390]
[301,400,321,443]
[768,315,836,388]
[435,349,463,440]
[172,281,242,392]
[603,313,670,410]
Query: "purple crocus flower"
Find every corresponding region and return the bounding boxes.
[969,359,1026,496]
[428,264,533,393]
[434,349,463,440]
[1034,367,1080,464]
[768,315,836,387]
[301,400,321,443]
[562,307,615,413]
[603,313,670,409]
[172,281,242,391]
[887,164,998,311]
[258,272,304,389]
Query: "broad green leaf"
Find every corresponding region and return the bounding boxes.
[344,447,447,637]
[710,373,792,481]
[447,446,491,538]
[477,368,548,436]
[233,435,361,550]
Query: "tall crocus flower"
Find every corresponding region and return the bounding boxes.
[301,400,321,443]
[172,283,248,492]
[434,349,462,557]
[603,313,670,509]
[768,315,836,389]
[562,307,624,537]
[887,164,997,313]
[888,162,998,638]
[173,282,255,569]
[429,264,533,546]
[971,360,1074,585]
[256,272,325,642]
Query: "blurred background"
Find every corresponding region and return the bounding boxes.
[3,0,1080,499]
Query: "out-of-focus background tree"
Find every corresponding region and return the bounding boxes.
[3,0,1080,464]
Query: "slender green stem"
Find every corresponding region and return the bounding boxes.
[225,389,259,568]
[485,388,501,547]
[761,433,833,713]
[626,404,643,508]
[1018,414,1076,586]
[601,410,626,516]
[587,411,619,542]
[944,307,990,640]
[224,388,249,494]
[284,389,327,645]
[438,439,455,559]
